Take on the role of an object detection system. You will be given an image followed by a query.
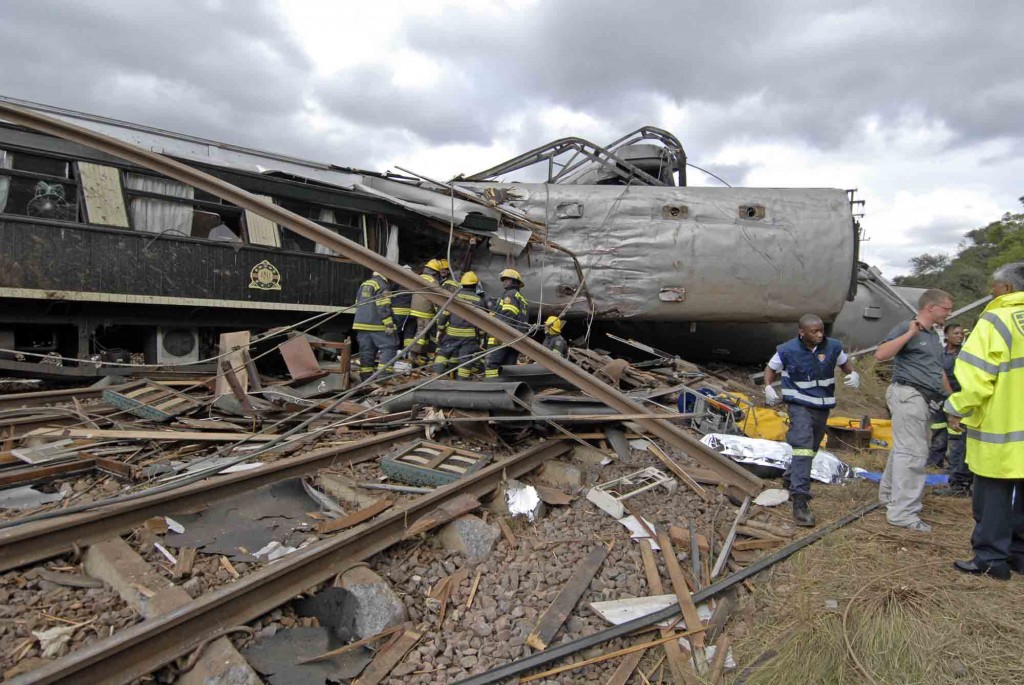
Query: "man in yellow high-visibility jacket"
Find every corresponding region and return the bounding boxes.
[946,262,1024,581]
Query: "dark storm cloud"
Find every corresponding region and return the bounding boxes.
[2,0,1022,172]
[399,0,1024,153]
[0,0,354,162]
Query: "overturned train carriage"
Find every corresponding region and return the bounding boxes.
[0,97,859,373]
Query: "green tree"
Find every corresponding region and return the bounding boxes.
[894,197,1024,324]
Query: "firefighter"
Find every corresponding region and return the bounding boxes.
[542,316,568,358]
[439,258,460,293]
[947,262,1024,580]
[408,259,445,365]
[352,271,398,382]
[391,265,416,350]
[433,271,485,378]
[484,268,529,379]
[763,313,859,527]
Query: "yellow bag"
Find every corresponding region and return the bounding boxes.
[741,407,790,442]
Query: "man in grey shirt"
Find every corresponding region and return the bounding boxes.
[874,288,953,531]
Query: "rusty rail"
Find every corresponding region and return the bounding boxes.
[0,427,419,572]
[0,101,762,498]
[9,439,572,685]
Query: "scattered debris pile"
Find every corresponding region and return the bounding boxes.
[0,331,877,684]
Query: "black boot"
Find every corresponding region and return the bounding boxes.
[792,494,816,527]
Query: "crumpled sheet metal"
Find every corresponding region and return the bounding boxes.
[463,182,855,323]
[700,433,856,484]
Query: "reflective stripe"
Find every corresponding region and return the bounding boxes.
[981,312,1013,349]
[781,389,836,407]
[943,398,972,418]
[353,323,385,331]
[792,448,816,457]
[781,371,835,389]
[484,369,500,377]
[930,422,947,430]
[956,350,999,375]
[948,427,964,436]
[965,429,1024,445]
[446,327,477,338]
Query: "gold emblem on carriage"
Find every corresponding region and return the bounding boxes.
[249,260,282,291]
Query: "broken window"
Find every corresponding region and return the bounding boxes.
[0,150,80,222]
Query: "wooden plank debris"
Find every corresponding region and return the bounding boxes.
[353,624,421,685]
[527,542,612,651]
[316,498,395,534]
[403,493,480,538]
[214,331,250,396]
[711,497,751,579]
[520,628,704,683]
[658,530,707,671]
[171,548,197,580]
[638,539,696,685]
[23,427,277,442]
[605,646,647,685]
[497,517,518,549]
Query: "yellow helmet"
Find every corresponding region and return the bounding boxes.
[425,258,443,272]
[499,268,523,283]
[439,258,450,270]
[460,271,479,286]
[544,316,563,334]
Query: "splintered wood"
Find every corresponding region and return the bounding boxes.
[527,542,612,651]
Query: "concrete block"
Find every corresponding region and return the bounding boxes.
[537,461,583,491]
[437,515,500,562]
[337,566,408,640]
[84,538,261,685]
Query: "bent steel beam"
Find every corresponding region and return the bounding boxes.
[0,102,762,496]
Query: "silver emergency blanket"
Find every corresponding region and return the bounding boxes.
[700,433,856,484]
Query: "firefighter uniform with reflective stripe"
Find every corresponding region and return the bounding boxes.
[409,271,440,363]
[485,287,529,378]
[945,291,1024,568]
[543,333,568,358]
[770,337,846,497]
[391,282,416,349]
[433,288,484,378]
[352,273,398,381]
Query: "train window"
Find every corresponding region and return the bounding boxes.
[124,173,195,235]
[0,177,79,221]
[10,152,69,178]
[0,149,80,221]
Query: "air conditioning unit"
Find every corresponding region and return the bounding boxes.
[149,327,200,365]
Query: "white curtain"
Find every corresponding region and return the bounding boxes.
[0,150,10,214]
[315,208,338,255]
[125,173,194,234]
[386,223,400,262]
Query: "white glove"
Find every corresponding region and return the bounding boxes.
[844,371,861,389]
[764,384,781,406]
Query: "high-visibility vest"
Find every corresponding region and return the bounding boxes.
[945,291,1024,478]
[439,289,484,338]
[776,337,844,409]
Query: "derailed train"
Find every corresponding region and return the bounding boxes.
[0,96,877,376]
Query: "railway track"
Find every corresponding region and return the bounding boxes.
[8,439,571,685]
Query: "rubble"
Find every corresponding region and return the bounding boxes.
[0,309,885,683]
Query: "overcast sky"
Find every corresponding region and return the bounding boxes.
[2,0,1021,276]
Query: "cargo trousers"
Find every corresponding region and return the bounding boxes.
[356,330,398,381]
[783,403,829,497]
[879,384,930,526]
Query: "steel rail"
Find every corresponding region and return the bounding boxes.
[453,501,882,685]
[0,427,419,572]
[0,102,762,497]
[9,439,572,685]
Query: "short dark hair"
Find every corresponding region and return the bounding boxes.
[943,323,963,334]
[798,314,823,329]
[918,288,952,309]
